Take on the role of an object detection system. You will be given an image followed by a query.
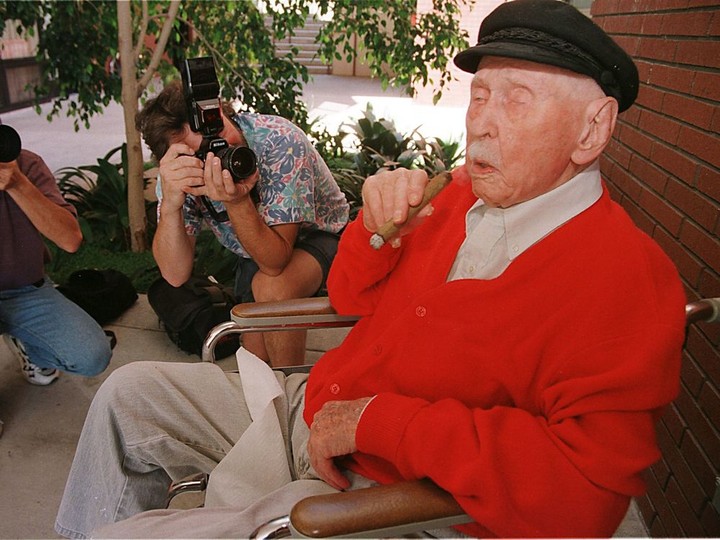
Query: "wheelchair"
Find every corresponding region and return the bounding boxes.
[167,296,720,538]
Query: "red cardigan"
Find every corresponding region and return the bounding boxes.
[305,166,686,537]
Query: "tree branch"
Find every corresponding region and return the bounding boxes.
[132,0,149,60]
[137,0,181,95]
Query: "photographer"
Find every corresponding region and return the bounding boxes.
[0,123,112,434]
[136,79,349,367]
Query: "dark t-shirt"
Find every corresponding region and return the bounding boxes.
[0,150,77,290]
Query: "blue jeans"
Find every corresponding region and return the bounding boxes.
[0,277,111,376]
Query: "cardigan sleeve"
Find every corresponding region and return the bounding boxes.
[326,211,403,316]
[354,321,685,538]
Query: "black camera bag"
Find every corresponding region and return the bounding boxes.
[147,276,239,358]
[58,268,138,325]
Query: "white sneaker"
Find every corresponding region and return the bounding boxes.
[2,334,60,386]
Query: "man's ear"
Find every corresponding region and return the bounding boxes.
[572,97,618,166]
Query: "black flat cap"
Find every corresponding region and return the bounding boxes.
[453,0,638,111]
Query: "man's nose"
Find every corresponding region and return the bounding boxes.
[466,101,499,140]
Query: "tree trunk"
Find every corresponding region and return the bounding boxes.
[117,0,148,252]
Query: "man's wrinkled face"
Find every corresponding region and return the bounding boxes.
[465,56,596,207]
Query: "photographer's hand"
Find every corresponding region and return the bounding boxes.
[158,142,205,211]
[185,152,259,204]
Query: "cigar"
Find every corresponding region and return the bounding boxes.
[369,171,452,250]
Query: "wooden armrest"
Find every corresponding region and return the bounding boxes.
[289,479,471,538]
[202,298,359,363]
[231,297,360,328]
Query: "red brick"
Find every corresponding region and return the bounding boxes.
[622,196,657,235]
[636,83,666,110]
[635,492,657,530]
[680,429,718,497]
[652,227,704,285]
[698,269,720,301]
[698,382,720,435]
[591,0,621,17]
[639,187,685,234]
[602,159,634,196]
[676,40,720,68]
[660,11,715,36]
[656,424,707,516]
[686,327,720,386]
[665,476,708,536]
[665,178,720,232]
[603,13,640,33]
[681,351,706,396]
[645,467,684,536]
[661,402,689,442]
[699,502,720,536]
[678,125,720,168]
[635,59,654,85]
[638,36,678,62]
[639,109,682,145]
[662,92,715,130]
[628,153,669,193]
[650,141,700,184]
[605,138,634,170]
[618,106,641,128]
[649,515,669,536]
[710,9,720,36]
[674,387,720,470]
[692,70,720,101]
[688,0,720,7]
[647,63,697,93]
[650,455,672,489]
[696,167,720,204]
[637,0,693,11]
[641,12,665,34]
[620,124,654,158]
[712,106,720,133]
[679,219,720,272]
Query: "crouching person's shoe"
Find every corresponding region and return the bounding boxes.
[3,334,60,386]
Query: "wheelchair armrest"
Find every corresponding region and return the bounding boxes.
[201,297,360,363]
[231,297,360,327]
[288,479,471,538]
[686,297,720,325]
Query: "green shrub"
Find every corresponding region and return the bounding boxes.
[56,144,157,252]
[311,104,464,219]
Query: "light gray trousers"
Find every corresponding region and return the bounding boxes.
[54,361,347,539]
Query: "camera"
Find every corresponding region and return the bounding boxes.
[0,124,22,163]
[180,56,257,181]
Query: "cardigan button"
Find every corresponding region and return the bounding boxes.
[415,305,427,317]
[330,383,341,395]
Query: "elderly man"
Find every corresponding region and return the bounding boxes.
[56,0,685,537]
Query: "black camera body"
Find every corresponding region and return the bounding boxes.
[180,57,256,181]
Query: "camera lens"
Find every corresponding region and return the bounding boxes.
[0,125,22,163]
[217,146,257,181]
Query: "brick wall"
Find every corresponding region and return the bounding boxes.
[592,1,720,536]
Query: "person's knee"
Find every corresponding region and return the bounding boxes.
[90,363,144,410]
[67,334,112,377]
[251,272,297,302]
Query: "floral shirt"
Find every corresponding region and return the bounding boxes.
[156,113,349,258]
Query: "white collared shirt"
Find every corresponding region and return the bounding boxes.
[447,161,603,281]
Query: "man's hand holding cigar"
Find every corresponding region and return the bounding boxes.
[362,169,452,249]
